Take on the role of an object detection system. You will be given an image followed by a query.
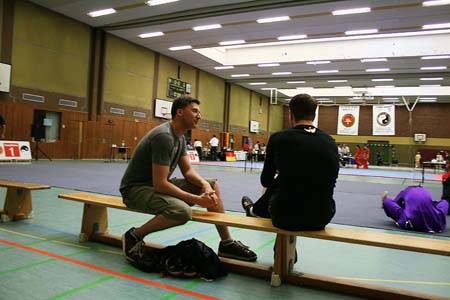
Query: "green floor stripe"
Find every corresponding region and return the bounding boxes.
[47,275,115,300]
[0,246,14,252]
[0,258,55,275]
[255,238,276,252]
[66,248,96,257]
[159,278,203,300]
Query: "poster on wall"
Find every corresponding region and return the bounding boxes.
[313,106,319,128]
[0,141,32,161]
[373,105,395,135]
[154,99,173,119]
[337,105,359,136]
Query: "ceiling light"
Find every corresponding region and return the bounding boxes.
[306,60,331,65]
[169,45,192,51]
[383,97,399,100]
[214,66,234,70]
[361,58,387,62]
[422,23,450,30]
[421,55,450,59]
[87,8,116,17]
[420,77,444,80]
[366,68,390,72]
[328,80,348,83]
[332,7,371,16]
[334,86,352,88]
[345,29,378,35]
[420,84,441,87]
[316,98,332,102]
[257,63,280,67]
[287,81,305,84]
[219,40,246,46]
[193,24,222,31]
[256,16,290,23]
[371,78,394,82]
[249,82,267,85]
[277,34,307,40]
[231,74,250,77]
[272,72,292,75]
[419,97,437,100]
[420,66,447,70]
[375,85,395,88]
[139,32,164,38]
[423,0,450,6]
[146,0,179,6]
[317,70,339,73]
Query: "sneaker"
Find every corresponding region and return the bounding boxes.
[381,191,388,208]
[241,196,254,217]
[122,227,144,262]
[218,240,257,262]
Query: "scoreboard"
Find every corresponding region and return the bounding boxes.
[167,77,192,99]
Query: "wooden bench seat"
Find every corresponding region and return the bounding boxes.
[58,191,450,300]
[0,179,51,222]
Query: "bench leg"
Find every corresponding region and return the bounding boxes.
[272,234,297,287]
[79,204,108,242]
[1,188,33,222]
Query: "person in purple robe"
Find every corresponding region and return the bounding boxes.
[381,186,448,233]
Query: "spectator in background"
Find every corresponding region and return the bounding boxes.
[355,145,362,169]
[363,145,370,169]
[242,142,249,152]
[193,139,202,160]
[209,135,219,161]
[415,151,421,168]
[442,159,450,215]
[0,113,5,139]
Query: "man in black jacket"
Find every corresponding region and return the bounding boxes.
[242,93,339,230]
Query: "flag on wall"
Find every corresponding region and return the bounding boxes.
[337,105,359,135]
[313,106,319,128]
[373,105,395,135]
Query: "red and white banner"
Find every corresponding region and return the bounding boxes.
[0,141,32,161]
[373,105,395,135]
[337,106,359,136]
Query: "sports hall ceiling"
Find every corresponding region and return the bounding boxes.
[28,0,450,104]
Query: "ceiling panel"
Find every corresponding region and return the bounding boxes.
[28,0,450,103]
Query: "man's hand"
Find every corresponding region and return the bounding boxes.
[197,192,218,208]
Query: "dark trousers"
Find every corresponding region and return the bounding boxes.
[210,146,218,161]
[252,188,273,218]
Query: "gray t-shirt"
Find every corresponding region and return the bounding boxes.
[120,122,187,194]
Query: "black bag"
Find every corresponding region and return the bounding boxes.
[131,238,227,280]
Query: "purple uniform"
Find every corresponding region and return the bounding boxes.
[383,186,449,233]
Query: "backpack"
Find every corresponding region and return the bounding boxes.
[131,238,227,280]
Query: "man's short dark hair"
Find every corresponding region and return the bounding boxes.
[171,96,200,118]
[289,93,317,122]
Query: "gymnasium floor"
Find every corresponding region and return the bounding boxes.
[0,161,449,300]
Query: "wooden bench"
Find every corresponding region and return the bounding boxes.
[0,179,51,222]
[58,191,450,300]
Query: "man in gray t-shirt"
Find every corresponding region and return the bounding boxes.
[120,96,257,263]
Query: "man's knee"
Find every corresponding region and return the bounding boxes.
[163,203,192,223]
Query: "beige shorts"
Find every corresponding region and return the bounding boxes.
[122,178,217,222]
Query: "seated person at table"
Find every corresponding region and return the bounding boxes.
[241,93,339,231]
[381,186,448,233]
